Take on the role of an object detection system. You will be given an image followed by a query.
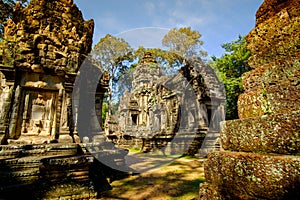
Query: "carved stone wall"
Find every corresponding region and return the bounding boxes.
[199,0,300,199]
[0,0,108,144]
[2,0,94,72]
[106,53,225,154]
[0,1,128,199]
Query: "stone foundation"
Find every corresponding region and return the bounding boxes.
[0,142,129,199]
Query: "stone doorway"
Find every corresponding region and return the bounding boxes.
[18,89,58,138]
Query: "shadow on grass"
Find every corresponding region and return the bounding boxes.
[98,157,205,200]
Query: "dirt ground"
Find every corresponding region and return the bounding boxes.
[98,154,205,200]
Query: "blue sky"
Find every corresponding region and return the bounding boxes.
[74,0,264,57]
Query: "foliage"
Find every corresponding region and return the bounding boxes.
[92,34,133,114]
[162,27,207,60]
[133,46,183,76]
[210,35,251,120]
[0,0,29,39]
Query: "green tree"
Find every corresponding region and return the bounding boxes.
[211,35,251,120]
[92,34,133,115]
[133,46,185,76]
[162,27,207,60]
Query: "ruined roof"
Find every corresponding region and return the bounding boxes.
[2,0,94,74]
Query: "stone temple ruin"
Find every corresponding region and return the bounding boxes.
[199,0,300,199]
[0,0,128,199]
[105,52,225,155]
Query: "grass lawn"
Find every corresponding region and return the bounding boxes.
[98,155,205,200]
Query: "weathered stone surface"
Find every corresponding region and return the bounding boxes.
[255,0,300,25]
[0,143,79,158]
[0,0,108,144]
[221,110,300,154]
[199,1,300,199]
[247,0,300,68]
[0,143,129,199]
[1,0,94,73]
[204,151,300,200]
[238,82,300,118]
[106,53,225,155]
[199,183,261,200]
[199,183,225,200]
[241,58,300,92]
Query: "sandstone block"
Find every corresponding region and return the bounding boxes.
[204,151,300,199]
[199,183,260,200]
[255,0,300,25]
[58,134,74,143]
[247,1,300,68]
[238,83,300,119]
[221,110,300,154]
[242,58,300,92]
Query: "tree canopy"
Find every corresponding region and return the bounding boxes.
[92,34,133,114]
[210,35,251,120]
[162,27,207,60]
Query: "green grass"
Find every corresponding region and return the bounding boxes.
[127,147,141,153]
[98,156,206,200]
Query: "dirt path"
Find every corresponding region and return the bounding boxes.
[98,154,205,200]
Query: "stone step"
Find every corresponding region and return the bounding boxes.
[37,182,98,199]
[0,169,40,178]
[199,182,264,200]
[0,143,80,158]
[242,57,300,92]
[221,110,300,155]
[203,151,300,199]
[40,155,94,169]
[0,169,40,186]
[238,82,300,119]
[198,139,221,158]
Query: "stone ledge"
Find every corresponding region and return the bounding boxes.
[199,183,224,200]
[0,143,80,159]
[204,151,300,200]
[242,57,300,92]
[238,83,300,119]
[221,110,300,154]
[199,183,260,200]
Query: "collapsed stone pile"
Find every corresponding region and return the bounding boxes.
[199,0,300,199]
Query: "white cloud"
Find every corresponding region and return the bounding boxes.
[116,27,170,49]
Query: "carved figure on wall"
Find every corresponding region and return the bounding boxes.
[33,94,46,106]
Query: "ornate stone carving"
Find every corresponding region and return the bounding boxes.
[2,0,94,73]
[0,1,127,199]
[105,53,225,154]
[0,0,106,145]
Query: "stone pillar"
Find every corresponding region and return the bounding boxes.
[8,85,21,139]
[55,88,64,139]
